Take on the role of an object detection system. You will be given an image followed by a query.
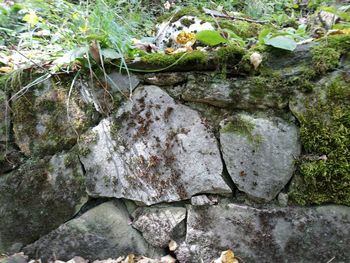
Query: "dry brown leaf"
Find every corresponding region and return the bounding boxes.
[0,66,12,73]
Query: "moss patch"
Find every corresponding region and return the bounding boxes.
[140,50,209,68]
[290,75,350,206]
[221,116,263,146]
[218,20,262,39]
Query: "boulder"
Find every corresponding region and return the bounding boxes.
[132,206,186,247]
[220,114,300,201]
[184,204,350,263]
[0,152,87,253]
[23,201,164,262]
[80,85,231,205]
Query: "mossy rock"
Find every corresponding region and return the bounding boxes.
[0,152,87,253]
[12,77,99,157]
[128,45,245,72]
[289,72,350,206]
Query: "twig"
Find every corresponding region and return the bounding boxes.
[326,256,335,263]
[203,8,270,24]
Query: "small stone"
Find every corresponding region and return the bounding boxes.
[277,193,289,207]
[168,240,177,251]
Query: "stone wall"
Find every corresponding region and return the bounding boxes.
[0,43,350,262]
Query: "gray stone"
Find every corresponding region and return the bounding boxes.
[184,204,350,263]
[143,73,187,87]
[161,74,232,108]
[106,72,139,94]
[23,201,164,262]
[191,195,218,206]
[132,206,186,247]
[220,114,300,201]
[0,152,87,253]
[80,85,231,205]
[277,192,289,206]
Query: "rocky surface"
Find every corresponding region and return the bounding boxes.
[132,205,186,247]
[0,152,87,253]
[80,85,231,205]
[220,114,300,201]
[23,201,164,262]
[183,204,350,263]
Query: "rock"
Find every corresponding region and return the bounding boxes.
[0,144,23,175]
[181,74,232,108]
[0,152,87,253]
[184,204,350,263]
[0,253,28,263]
[0,90,9,142]
[142,73,187,87]
[220,114,300,201]
[230,76,291,110]
[80,85,231,205]
[23,201,164,262]
[106,72,140,94]
[155,16,214,49]
[277,192,289,206]
[191,195,218,206]
[12,79,98,157]
[132,206,186,247]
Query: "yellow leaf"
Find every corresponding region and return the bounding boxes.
[23,10,41,26]
[79,24,89,33]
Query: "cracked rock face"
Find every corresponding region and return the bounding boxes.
[184,204,350,263]
[220,114,300,201]
[80,85,231,205]
[23,201,164,262]
[132,206,186,247]
[0,152,87,253]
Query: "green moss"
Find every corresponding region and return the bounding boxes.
[218,20,262,39]
[220,116,263,146]
[311,45,340,74]
[215,44,245,64]
[141,50,208,68]
[180,17,195,27]
[290,76,350,206]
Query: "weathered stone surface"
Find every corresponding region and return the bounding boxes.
[0,152,87,253]
[0,90,8,142]
[230,77,291,110]
[0,144,23,174]
[80,85,231,205]
[184,204,350,263]
[142,73,187,87]
[191,195,218,206]
[220,114,300,201]
[165,74,232,108]
[132,206,186,247]
[23,201,164,262]
[12,79,98,157]
[106,72,140,94]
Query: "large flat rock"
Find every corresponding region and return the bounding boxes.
[0,152,87,253]
[220,114,300,201]
[23,201,164,262]
[183,204,350,263]
[80,85,231,205]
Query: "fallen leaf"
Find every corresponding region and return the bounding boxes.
[0,66,13,73]
[168,240,177,251]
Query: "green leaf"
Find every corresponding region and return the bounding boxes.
[101,48,122,59]
[195,30,227,46]
[54,46,89,65]
[258,28,272,44]
[264,35,297,51]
